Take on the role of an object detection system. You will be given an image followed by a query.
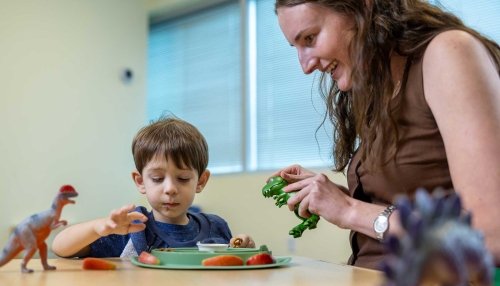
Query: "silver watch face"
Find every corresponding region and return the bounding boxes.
[374,216,388,233]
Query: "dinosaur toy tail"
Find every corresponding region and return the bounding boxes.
[0,235,23,268]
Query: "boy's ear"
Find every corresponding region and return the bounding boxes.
[132,170,146,194]
[196,170,210,193]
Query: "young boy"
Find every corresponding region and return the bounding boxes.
[52,116,254,258]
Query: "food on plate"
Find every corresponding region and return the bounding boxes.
[82,257,117,270]
[138,251,161,265]
[231,238,242,248]
[201,255,244,266]
[246,253,275,265]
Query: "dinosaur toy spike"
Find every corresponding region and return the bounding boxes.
[261,176,320,238]
[0,185,78,273]
[381,189,495,286]
[59,185,77,193]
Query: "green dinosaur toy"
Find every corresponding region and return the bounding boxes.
[262,176,319,238]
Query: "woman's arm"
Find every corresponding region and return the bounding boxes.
[422,30,500,264]
[283,173,403,239]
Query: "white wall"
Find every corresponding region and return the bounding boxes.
[0,0,147,253]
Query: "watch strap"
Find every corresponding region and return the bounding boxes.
[374,205,397,241]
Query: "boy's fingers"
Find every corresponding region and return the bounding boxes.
[229,237,240,247]
[127,223,146,233]
[230,235,255,248]
[247,239,255,248]
[127,211,148,222]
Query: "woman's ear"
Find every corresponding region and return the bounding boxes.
[196,170,211,193]
[132,170,146,194]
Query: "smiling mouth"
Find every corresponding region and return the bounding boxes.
[326,61,338,76]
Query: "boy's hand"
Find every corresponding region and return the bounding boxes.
[230,234,255,248]
[95,204,147,237]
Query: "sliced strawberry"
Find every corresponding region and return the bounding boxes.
[202,255,244,266]
[82,257,117,270]
[138,251,160,265]
[246,253,274,265]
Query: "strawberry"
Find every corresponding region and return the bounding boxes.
[202,255,244,266]
[138,251,160,265]
[246,253,274,265]
[82,257,117,270]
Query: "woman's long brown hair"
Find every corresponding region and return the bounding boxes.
[275,0,500,172]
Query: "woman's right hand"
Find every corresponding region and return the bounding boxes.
[268,165,353,229]
[284,173,353,228]
[268,164,316,183]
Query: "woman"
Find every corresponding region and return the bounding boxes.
[272,0,500,270]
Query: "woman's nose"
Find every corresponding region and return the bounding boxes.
[298,48,317,74]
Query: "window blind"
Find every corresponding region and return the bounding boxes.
[253,0,334,171]
[148,2,243,173]
[432,0,500,42]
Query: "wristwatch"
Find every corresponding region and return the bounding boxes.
[373,205,397,241]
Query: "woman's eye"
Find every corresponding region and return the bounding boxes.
[304,35,314,45]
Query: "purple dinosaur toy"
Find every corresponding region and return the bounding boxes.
[381,188,494,286]
[0,185,78,273]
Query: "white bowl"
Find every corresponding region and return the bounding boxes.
[196,242,229,252]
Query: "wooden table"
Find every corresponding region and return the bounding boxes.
[0,256,383,285]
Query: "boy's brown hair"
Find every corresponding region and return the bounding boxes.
[132,116,209,177]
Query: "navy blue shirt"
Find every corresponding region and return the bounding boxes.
[88,206,232,257]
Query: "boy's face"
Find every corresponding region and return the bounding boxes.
[132,154,209,224]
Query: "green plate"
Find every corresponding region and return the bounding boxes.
[129,245,292,270]
[153,246,271,265]
[130,256,292,270]
[495,267,500,286]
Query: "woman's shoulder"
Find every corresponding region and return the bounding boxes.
[421,29,496,104]
[428,29,480,46]
[424,30,487,64]
[423,29,492,72]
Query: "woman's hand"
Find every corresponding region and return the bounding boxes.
[230,234,255,248]
[284,173,352,229]
[268,164,316,183]
[94,204,148,237]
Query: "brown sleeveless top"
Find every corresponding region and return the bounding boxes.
[346,55,453,270]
